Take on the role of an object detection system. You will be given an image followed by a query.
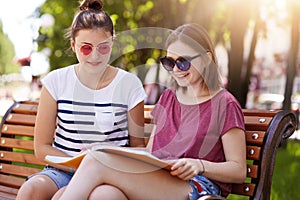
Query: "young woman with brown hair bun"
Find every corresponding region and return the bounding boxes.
[16,0,146,199]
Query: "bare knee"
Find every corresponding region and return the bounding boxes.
[16,175,58,200]
[52,186,66,200]
[79,152,107,173]
[88,185,128,200]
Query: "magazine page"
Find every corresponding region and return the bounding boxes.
[45,152,87,169]
[45,145,172,170]
[92,145,172,170]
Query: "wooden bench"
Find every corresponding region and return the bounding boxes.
[0,101,297,200]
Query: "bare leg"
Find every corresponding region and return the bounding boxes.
[89,185,128,200]
[52,185,128,200]
[16,175,58,200]
[52,186,66,200]
[60,152,191,200]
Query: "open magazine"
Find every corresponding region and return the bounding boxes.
[45,145,172,170]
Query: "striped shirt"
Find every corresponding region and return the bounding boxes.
[42,65,146,156]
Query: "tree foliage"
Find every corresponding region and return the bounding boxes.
[36,0,300,109]
[38,0,78,70]
[0,21,18,75]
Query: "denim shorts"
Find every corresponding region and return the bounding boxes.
[188,175,221,200]
[27,165,74,189]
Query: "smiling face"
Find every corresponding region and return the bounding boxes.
[71,29,113,69]
[166,40,206,88]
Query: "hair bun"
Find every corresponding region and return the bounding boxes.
[80,0,104,11]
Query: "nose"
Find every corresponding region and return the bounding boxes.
[89,47,100,58]
[172,63,182,72]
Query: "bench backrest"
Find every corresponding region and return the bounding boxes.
[0,101,297,200]
[0,101,44,198]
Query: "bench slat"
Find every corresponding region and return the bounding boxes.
[0,163,41,178]
[246,145,261,160]
[244,116,273,131]
[0,191,17,200]
[0,151,45,166]
[5,114,36,126]
[242,109,279,117]
[0,185,18,196]
[231,182,256,196]
[0,174,25,189]
[247,164,258,179]
[12,104,37,115]
[0,138,34,151]
[2,124,34,137]
[245,131,265,146]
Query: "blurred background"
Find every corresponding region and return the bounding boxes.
[0,1,299,198]
[1,0,300,111]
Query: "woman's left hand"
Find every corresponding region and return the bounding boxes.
[170,158,203,180]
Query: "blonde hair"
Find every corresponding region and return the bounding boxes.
[166,23,223,91]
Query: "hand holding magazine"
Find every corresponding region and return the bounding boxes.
[45,145,172,170]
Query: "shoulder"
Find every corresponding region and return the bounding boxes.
[212,89,244,118]
[41,65,75,86]
[160,88,176,100]
[214,89,241,106]
[116,68,143,84]
[153,89,176,109]
[45,65,74,78]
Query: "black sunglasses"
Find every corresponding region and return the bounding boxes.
[159,53,203,71]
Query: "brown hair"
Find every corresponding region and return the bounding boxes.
[66,0,114,40]
[166,23,223,90]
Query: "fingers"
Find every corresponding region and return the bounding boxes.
[170,159,198,180]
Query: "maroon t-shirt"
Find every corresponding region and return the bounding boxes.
[151,89,245,197]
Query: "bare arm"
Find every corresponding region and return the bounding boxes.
[127,101,146,147]
[201,128,247,183]
[34,86,71,171]
[171,128,247,183]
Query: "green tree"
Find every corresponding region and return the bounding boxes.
[38,0,78,71]
[282,0,300,110]
[0,21,18,74]
[37,0,204,70]
[36,0,299,109]
[226,0,257,107]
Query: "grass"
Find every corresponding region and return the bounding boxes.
[228,140,300,199]
[271,140,300,200]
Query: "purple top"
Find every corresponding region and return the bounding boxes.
[151,88,245,197]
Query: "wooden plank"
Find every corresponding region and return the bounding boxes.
[1,124,34,137]
[0,191,17,200]
[246,146,261,160]
[247,164,258,179]
[5,114,36,126]
[144,105,154,111]
[0,137,34,151]
[231,183,256,196]
[242,109,279,117]
[0,151,45,166]
[22,100,39,105]
[0,185,18,195]
[244,116,273,131]
[245,131,265,146]
[0,163,42,178]
[0,174,24,189]
[12,103,38,115]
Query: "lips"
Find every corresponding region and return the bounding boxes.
[174,72,190,78]
[86,61,102,66]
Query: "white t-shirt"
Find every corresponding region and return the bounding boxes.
[42,65,146,156]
